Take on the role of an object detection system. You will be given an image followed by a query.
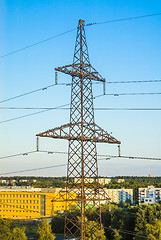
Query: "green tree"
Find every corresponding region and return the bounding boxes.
[34,219,55,240]
[77,217,106,240]
[134,204,161,240]
[0,218,27,240]
[0,218,12,240]
[111,209,123,230]
[146,220,161,240]
[12,227,27,240]
[51,215,64,234]
[113,230,122,240]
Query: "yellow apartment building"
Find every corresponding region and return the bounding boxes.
[0,187,76,220]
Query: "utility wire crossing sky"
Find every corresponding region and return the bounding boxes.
[1,1,161,176]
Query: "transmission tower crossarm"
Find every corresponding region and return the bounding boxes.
[36,122,120,144]
[55,63,105,82]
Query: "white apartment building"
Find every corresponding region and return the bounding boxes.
[74,177,111,185]
[139,186,161,205]
[98,178,111,185]
[105,188,133,204]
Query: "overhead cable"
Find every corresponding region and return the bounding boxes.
[1,13,161,59]
[86,12,161,26]
[1,79,160,104]
[0,151,37,160]
[94,92,161,99]
[86,221,149,239]
[0,28,76,59]
[1,91,161,123]
[107,79,161,84]
[103,225,148,239]
[0,103,70,124]
[1,107,161,111]
[0,164,67,176]
[0,150,161,161]
[0,83,65,104]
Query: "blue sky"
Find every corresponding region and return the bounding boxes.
[0,0,161,177]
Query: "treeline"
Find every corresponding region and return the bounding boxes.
[0,176,66,188]
[1,176,161,203]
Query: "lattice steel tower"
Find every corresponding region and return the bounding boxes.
[37,19,120,239]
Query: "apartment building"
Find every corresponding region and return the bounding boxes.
[139,186,161,205]
[0,186,76,220]
[105,188,133,204]
[117,179,125,183]
[74,177,111,185]
[0,180,10,185]
[0,179,36,185]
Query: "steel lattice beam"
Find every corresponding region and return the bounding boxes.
[37,122,121,144]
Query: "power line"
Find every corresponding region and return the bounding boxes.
[87,222,149,239]
[1,107,161,111]
[0,150,67,161]
[103,225,149,239]
[0,151,37,160]
[1,91,161,123]
[0,28,76,59]
[0,83,67,104]
[0,155,160,175]
[1,13,161,59]
[94,92,161,99]
[95,107,161,111]
[0,164,67,176]
[98,155,161,161]
[86,12,161,26]
[0,149,161,161]
[107,79,161,84]
[0,103,70,124]
[1,79,160,105]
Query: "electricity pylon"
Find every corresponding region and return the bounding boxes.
[37,19,121,240]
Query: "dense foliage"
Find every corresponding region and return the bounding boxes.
[34,219,55,240]
[51,203,161,240]
[0,218,27,240]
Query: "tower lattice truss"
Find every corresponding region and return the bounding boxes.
[37,19,121,240]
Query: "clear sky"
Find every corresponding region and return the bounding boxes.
[1,0,161,177]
